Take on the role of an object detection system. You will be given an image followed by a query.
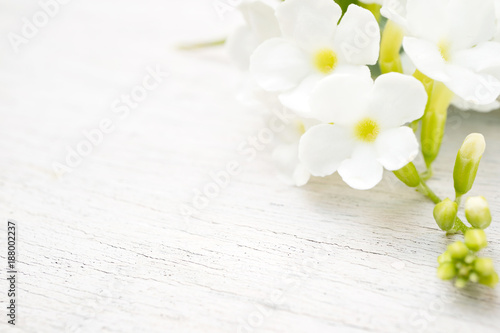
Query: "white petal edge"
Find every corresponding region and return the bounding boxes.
[375,126,419,170]
[333,4,380,66]
[444,65,500,105]
[368,72,427,128]
[250,38,312,92]
[338,144,384,190]
[276,0,342,51]
[403,37,450,82]
[279,74,323,118]
[299,124,355,177]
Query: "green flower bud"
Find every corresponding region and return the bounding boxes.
[464,254,475,265]
[465,196,492,229]
[479,271,499,288]
[437,262,456,280]
[437,251,452,264]
[474,257,494,277]
[433,199,458,231]
[421,82,454,167]
[453,133,486,196]
[448,241,469,259]
[455,277,468,288]
[469,272,479,283]
[464,229,487,252]
[393,163,421,188]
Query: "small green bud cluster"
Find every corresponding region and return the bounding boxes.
[437,229,498,288]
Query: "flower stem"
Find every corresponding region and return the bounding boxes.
[418,180,441,204]
[447,218,471,235]
[178,39,226,50]
[379,20,404,74]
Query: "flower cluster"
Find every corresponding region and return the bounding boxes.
[224,0,499,289]
[438,230,498,288]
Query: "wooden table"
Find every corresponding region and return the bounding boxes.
[1,1,499,332]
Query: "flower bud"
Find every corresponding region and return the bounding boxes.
[469,272,479,283]
[421,82,454,167]
[437,251,452,264]
[479,271,499,288]
[465,196,492,229]
[455,277,468,288]
[464,229,487,252]
[453,133,486,196]
[474,257,494,277]
[437,262,456,280]
[447,241,468,259]
[393,162,421,188]
[433,199,458,231]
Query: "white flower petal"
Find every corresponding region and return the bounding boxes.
[338,144,383,190]
[276,0,342,51]
[375,127,419,171]
[368,72,427,128]
[452,42,500,75]
[273,143,311,186]
[279,74,323,117]
[309,69,372,124]
[226,26,258,70]
[444,65,500,105]
[299,124,355,177]
[451,95,500,113]
[403,37,450,82]
[293,164,312,186]
[381,0,408,30]
[333,4,380,66]
[239,0,281,42]
[446,0,496,50]
[250,38,312,91]
[406,0,448,42]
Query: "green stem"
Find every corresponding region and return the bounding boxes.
[448,218,470,235]
[420,167,433,181]
[178,39,226,50]
[379,20,404,74]
[418,181,441,204]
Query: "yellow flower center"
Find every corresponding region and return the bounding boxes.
[354,118,380,142]
[296,121,306,135]
[438,40,451,62]
[314,49,338,74]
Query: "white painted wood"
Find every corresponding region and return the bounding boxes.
[0,1,499,332]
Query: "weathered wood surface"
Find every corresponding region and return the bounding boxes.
[0,1,499,332]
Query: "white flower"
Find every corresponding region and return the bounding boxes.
[226,0,281,70]
[299,71,427,190]
[400,51,500,112]
[383,0,500,105]
[272,119,317,186]
[250,0,380,116]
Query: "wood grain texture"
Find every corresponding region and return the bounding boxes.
[0,1,499,332]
